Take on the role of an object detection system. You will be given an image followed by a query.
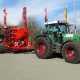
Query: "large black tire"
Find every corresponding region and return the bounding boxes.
[0,43,5,54]
[34,37,52,59]
[61,42,80,64]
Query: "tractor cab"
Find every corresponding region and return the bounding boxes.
[44,21,70,34]
[44,21,70,43]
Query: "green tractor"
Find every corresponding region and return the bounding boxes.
[34,21,80,64]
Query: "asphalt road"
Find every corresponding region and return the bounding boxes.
[0,52,80,80]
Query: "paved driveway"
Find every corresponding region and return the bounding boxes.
[0,53,80,80]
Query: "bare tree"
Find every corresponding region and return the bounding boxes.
[18,16,42,44]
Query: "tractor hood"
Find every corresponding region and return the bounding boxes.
[63,34,80,42]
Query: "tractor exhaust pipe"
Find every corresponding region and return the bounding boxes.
[3,8,7,28]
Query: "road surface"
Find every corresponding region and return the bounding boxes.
[0,52,80,80]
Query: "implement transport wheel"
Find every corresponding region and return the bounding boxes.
[61,42,80,64]
[34,37,52,59]
[0,43,5,54]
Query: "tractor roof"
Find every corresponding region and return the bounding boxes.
[45,21,68,25]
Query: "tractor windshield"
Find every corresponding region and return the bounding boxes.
[58,24,69,33]
[45,23,70,34]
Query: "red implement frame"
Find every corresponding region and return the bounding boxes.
[2,7,33,52]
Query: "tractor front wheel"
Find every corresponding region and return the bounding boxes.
[34,37,52,59]
[61,42,80,64]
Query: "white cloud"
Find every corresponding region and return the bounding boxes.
[0,0,79,26]
[27,0,68,16]
[68,10,80,25]
[7,7,22,25]
[55,9,80,29]
[0,0,27,25]
[0,0,63,25]
[0,7,22,25]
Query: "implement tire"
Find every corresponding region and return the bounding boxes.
[0,43,5,54]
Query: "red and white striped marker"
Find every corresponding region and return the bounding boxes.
[3,8,7,28]
[44,8,48,23]
[22,7,27,27]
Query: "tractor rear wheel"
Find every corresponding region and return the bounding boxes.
[0,43,5,53]
[61,42,80,64]
[34,37,52,59]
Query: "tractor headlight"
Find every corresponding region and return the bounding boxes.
[64,34,73,38]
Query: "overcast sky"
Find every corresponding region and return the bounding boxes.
[0,0,80,27]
